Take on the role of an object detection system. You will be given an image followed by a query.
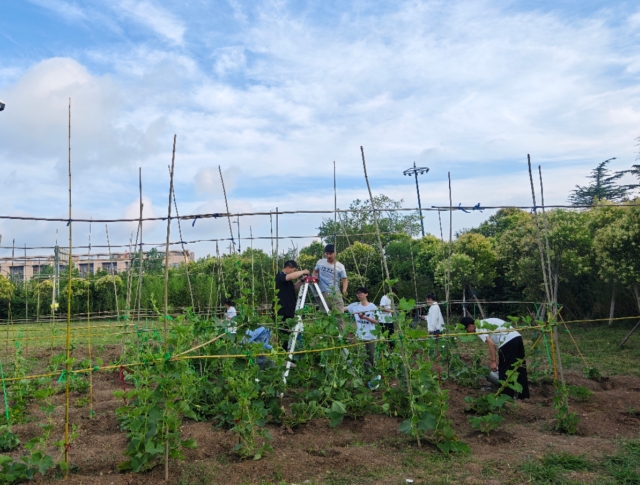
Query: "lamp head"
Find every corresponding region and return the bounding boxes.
[0,100,5,112]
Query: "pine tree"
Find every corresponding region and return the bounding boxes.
[568,158,630,206]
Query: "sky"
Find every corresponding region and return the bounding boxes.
[1,0,639,260]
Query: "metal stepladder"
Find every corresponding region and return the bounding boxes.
[282,275,330,385]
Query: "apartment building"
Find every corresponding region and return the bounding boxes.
[0,249,195,281]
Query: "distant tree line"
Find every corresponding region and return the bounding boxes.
[1,160,639,322]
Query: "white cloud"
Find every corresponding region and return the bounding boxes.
[118,1,186,45]
[3,0,640,255]
[214,47,246,77]
[28,0,86,21]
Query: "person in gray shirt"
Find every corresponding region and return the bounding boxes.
[313,244,348,333]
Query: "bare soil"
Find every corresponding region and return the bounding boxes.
[6,365,640,484]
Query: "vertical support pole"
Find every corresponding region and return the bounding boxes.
[64,97,72,478]
[537,163,565,384]
[275,207,279,272]
[137,168,145,331]
[163,134,177,482]
[413,162,425,237]
[250,227,255,307]
[360,146,420,447]
[24,244,28,356]
[218,166,236,254]
[447,173,453,323]
[87,220,93,416]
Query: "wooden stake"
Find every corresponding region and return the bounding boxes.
[275,207,279,272]
[528,157,564,384]
[24,244,29,356]
[64,96,72,478]
[250,227,255,307]
[163,134,177,483]
[105,225,120,346]
[169,166,195,308]
[87,220,93,416]
[218,166,236,254]
[136,168,145,332]
[360,146,420,447]
[447,173,453,323]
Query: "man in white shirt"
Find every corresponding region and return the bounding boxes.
[346,287,379,374]
[378,287,396,349]
[421,293,444,335]
[313,244,348,333]
[224,298,237,334]
[461,316,530,399]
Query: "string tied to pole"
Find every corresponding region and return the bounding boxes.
[472,203,483,212]
[457,203,470,213]
[66,219,72,226]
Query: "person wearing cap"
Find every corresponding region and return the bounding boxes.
[312,244,348,331]
[275,260,310,350]
[460,316,530,399]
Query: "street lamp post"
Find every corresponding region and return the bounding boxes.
[233,217,241,253]
[403,162,429,237]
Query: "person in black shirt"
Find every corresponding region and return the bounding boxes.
[275,260,310,350]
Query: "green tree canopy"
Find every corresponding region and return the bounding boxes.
[568,159,629,206]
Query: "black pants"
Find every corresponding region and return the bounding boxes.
[278,314,295,352]
[363,340,376,374]
[381,322,395,350]
[498,336,530,399]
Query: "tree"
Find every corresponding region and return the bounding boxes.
[434,233,497,316]
[497,209,593,315]
[568,158,629,206]
[317,195,421,252]
[593,200,640,314]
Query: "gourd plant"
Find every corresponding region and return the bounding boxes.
[196,285,286,460]
[383,297,468,453]
[114,313,198,472]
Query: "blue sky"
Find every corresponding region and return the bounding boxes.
[1,0,639,258]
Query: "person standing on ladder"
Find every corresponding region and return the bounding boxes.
[275,260,310,350]
[313,244,348,333]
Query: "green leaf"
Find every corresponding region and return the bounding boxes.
[181,438,197,449]
[330,401,346,415]
[417,413,437,431]
[398,419,413,435]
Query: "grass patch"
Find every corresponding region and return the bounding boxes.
[518,441,640,485]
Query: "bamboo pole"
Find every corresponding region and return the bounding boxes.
[87,220,93,416]
[125,228,140,319]
[537,163,565,384]
[275,207,279,272]
[218,166,236,255]
[250,227,255,307]
[136,168,145,333]
[7,239,14,351]
[64,97,72,478]
[105,225,121,352]
[24,244,28,356]
[169,166,194,308]
[36,257,41,328]
[163,134,177,482]
[360,146,420,447]
[447,174,453,323]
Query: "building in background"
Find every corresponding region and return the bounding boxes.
[0,248,194,281]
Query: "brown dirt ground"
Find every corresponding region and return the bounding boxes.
[4,363,639,485]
